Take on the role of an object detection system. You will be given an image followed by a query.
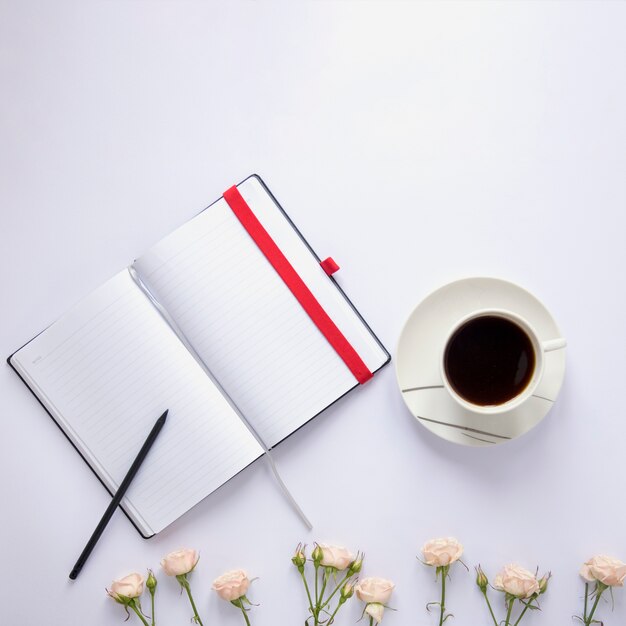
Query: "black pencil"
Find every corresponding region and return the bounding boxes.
[68,409,168,580]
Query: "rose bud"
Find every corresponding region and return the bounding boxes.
[160,548,199,577]
[538,572,551,595]
[292,544,307,572]
[348,553,364,576]
[311,544,323,566]
[146,570,157,594]
[340,581,355,602]
[475,565,488,593]
[365,602,385,624]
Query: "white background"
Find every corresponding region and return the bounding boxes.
[1,1,625,624]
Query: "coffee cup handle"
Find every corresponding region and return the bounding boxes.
[542,338,567,352]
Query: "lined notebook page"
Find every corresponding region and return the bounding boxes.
[11,270,263,535]
[134,176,388,448]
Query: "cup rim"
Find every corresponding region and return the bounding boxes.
[440,308,545,414]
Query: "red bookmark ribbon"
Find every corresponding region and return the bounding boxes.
[320,257,340,276]
[223,185,373,384]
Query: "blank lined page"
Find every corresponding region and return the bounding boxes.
[133,176,388,448]
[11,270,262,535]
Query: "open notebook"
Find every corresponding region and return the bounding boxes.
[9,175,389,537]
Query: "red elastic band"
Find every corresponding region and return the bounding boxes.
[320,257,340,275]
[223,186,373,384]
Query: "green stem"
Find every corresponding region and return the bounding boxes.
[180,577,204,626]
[314,569,329,624]
[238,602,251,626]
[314,564,319,624]
[369,617,373,626]
[439,567,447,626]
[504,595,515,626]
[299,570,315,618]
[327,602,342,625]
[583,583,589,622]
[319,572,351,611]
[512,599,534,626]
[585,585,605,626]
[150,592,155,626]
[318,569,329,605]
[482,591,499,626]
[129,601,150,626]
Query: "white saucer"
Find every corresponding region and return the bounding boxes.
[395,277,566,446]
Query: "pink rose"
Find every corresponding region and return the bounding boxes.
[493,564,540,599]
[319,544,355,571]
[160,548,199,576]
[355,577,395,605]
[581,555,626,587]
[422,537,464,567]
[212,569,250,601]
[108,573,144,602]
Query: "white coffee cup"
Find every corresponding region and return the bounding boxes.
[440,308,566,414]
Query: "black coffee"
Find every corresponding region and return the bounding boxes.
[443,315,535,406]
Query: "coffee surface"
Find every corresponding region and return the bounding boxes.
[443,315,535,406]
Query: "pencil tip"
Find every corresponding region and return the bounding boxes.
[160,409,168,422]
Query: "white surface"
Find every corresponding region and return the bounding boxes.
[396,277,567,445]
[1,1,625,624]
